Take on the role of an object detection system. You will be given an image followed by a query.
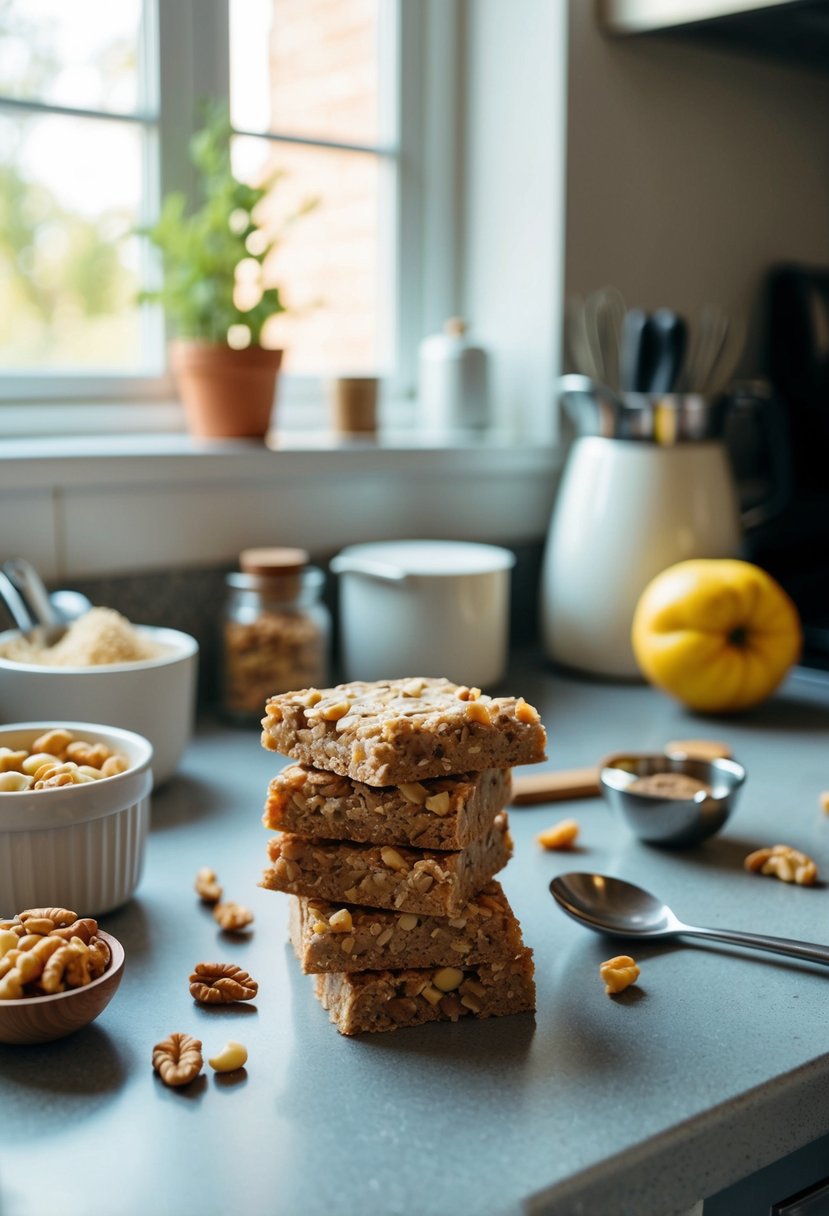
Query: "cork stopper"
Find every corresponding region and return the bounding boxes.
[239,547,309,577]
[443,317,468,338]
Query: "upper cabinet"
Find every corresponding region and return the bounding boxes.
[597,0,829,74]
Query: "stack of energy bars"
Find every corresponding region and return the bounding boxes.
[259,676,547,1035]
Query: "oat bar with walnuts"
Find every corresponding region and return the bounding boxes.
[288,880,524,973]
[264,763,511,850]
[261,811,512,918]
[314,949,536,1035]
[260,677,547,787]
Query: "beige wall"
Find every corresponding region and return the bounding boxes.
[565,5,829,374]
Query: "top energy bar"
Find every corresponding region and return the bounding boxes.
[261,676,547,787]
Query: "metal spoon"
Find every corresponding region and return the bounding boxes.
[550,872,829,967]
[1,558,66,645]
[0,570,35,632]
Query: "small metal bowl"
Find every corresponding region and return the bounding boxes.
[599,752,747,848]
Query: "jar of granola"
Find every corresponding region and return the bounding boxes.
[221,548,330,723]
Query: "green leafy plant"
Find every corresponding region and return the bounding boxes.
[139,102,315,346]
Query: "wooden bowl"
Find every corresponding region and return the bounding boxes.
[0,931,125,1045]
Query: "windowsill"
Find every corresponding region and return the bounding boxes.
[0,417,562,581]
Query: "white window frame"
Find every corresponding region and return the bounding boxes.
[0,0,462,432]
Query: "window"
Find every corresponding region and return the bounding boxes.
[0,0,160,391]
[0,0,439,410]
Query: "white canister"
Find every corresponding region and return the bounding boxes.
[329,540,515,688]
[418,318,489,433]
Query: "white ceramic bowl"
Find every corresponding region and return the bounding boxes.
[0,722,153,916]
[0,625,198,786]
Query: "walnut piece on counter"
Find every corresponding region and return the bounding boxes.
[536,818,580,851]
[744,844,818,886]
[600,955,640,995]
[152,1032,203,1087]
[189,962,258,1005]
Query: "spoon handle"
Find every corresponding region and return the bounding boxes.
[682,924,829,967]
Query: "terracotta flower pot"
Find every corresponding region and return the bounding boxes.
[170,340,283,439]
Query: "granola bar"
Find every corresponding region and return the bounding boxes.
[260,677,546,786]
[264,764,511,850]
[315,950,536,1035]
[260,811,513,917]
[288,880,525,973]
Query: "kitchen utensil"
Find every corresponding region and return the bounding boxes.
[0,722,153,915]
[330,540,514,688]
[50,588,93,622]
[0,570,34,632]
[2,558,65,645]
[678,305,745,394]
[549,871,829,967]
[619,308,655,391]
[511,768,601,805]
[583,287,626,390]
[647,309,687,393]
[599,752,746,846]
[0,930,124,1045]
[565,297,600,381]
[0,626,198,787]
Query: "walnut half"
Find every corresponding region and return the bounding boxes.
[152,1032,203,1087]
[189,962,259,1005]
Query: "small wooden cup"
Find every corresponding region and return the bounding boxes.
[328,377,379,435]
[0,930,125,1045]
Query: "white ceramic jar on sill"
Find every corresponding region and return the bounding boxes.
[330,540,515,688]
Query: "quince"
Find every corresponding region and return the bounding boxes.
[631,558,802,713]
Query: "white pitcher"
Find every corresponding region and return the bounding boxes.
[539,376,786,678]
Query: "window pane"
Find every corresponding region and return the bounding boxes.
[0,0,144,114]
[0,112,149,372]
[230,0,382,147]
[233,135,386,375]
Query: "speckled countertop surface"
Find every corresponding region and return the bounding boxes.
[2,655,829,1216]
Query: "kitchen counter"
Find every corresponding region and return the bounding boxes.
[2,656,829,1216]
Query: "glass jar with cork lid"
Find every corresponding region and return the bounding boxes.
[221,547,330,723]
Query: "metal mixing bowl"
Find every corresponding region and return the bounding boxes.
[599,752,747,848]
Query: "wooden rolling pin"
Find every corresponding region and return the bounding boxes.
[510,739,732,806]
[510,767,600,805]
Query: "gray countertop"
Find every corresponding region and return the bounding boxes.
[3,656,829,1216]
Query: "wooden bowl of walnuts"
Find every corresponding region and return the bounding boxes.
[0,908,125,1045]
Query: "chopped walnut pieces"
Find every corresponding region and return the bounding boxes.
[600,955,640,995]
[194,867,223,904]
[152,1032,203,1087]
[189,962,259,1005]
[212,901,254,932]
[820,791,829,815]
[744,844,818,886]
[536,818,580,851]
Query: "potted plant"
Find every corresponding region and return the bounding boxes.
[140,103,315,439]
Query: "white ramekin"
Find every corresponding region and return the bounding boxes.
[0,722,153,916]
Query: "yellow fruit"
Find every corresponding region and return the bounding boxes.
[631,559,802,713]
